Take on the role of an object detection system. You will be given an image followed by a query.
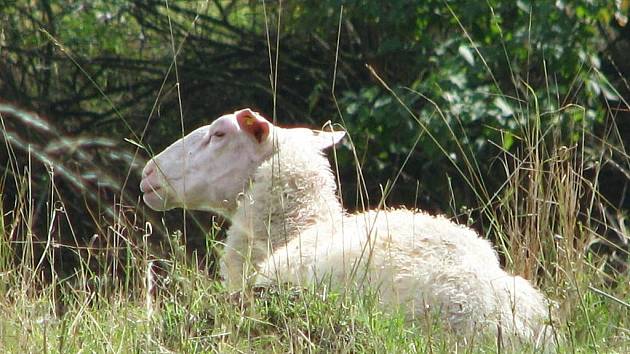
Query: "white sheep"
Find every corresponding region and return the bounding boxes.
[140,108,554,347]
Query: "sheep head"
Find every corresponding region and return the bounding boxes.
[140,108,345,214]
[140,108,273,213]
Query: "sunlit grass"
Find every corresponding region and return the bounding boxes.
[1,2,629,353]
[1,94,629,352]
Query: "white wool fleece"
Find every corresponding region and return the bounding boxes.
[220,128,553,347]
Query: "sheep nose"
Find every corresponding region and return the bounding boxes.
[140,161,159,193]
[142,160,156,178]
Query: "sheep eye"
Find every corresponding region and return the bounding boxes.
[203,131,225,147]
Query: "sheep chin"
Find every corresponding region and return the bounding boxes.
[142,188,175,211]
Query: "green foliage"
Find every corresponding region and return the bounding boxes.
[1,1,626,211]
[0,2,628,351]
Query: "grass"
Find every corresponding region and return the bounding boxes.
[0,237,628,353]
[1,2,630,353]
[1,100,630,353]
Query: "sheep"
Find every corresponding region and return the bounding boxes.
[140,108,554,346]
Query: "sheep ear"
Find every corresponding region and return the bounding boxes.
[312,130,346,150]
[235,108,270,143]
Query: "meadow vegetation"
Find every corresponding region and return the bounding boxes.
[1,1,629,352]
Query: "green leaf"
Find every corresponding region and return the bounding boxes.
[502,131,514,150]
[458,45,475,66]
[494,97,513,117]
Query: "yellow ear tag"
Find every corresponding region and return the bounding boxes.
[245,116,255,126]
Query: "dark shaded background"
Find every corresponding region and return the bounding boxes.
[1,0,628,279]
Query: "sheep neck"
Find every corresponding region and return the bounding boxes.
[224,141,343,282]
